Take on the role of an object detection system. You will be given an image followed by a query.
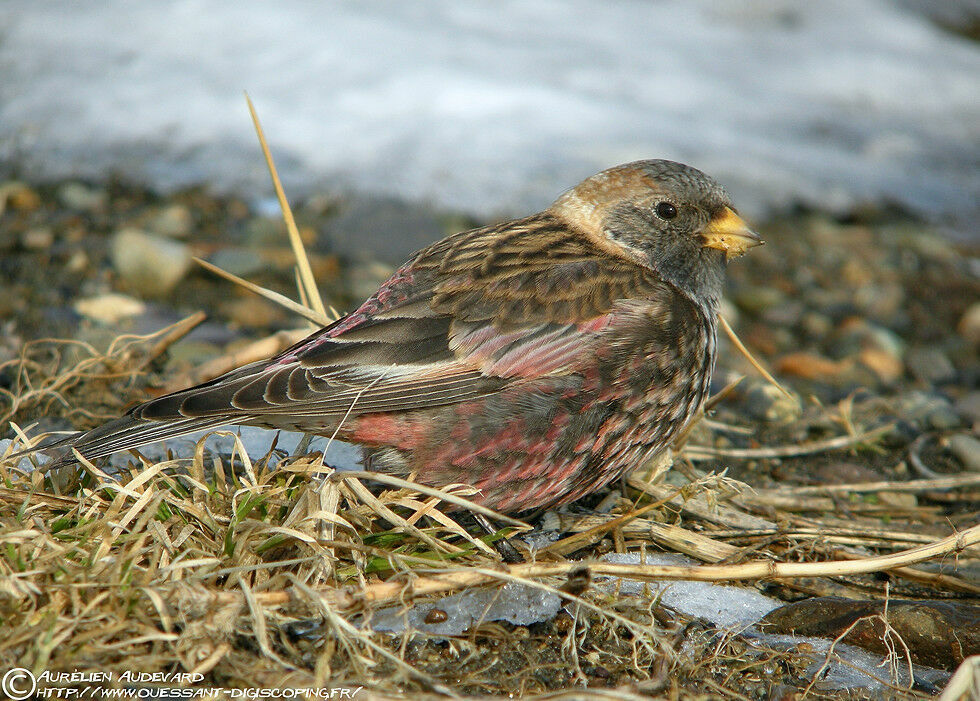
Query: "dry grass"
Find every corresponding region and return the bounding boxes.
[1,418,975,696]
[1,107,976,698]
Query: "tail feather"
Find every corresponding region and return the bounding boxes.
[6,414,246,468]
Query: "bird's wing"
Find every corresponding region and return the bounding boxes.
[135,213,665,420]
[29,214,666,462]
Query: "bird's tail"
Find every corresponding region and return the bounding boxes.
[5,414,242,469]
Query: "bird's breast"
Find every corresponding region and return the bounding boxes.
[592,300,717,443]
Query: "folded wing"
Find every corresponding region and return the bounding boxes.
[28,213,668,464]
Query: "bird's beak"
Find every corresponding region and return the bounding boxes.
[701,207,764,259]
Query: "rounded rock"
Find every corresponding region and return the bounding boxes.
[73,293,147,325]
[111,227,192,297]
[958,302,980,348]
[947,433,980,472]
[147,204,194,238]
[58,182,107,212]
[905,347,956,385]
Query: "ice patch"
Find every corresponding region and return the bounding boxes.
[0,1,977,236]
[370,580,561,637]
[2,425,364,472]
[600,552,779,629]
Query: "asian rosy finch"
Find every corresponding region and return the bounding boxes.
[21,160,761,513]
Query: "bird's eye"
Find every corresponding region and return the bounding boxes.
[655,202,678,220]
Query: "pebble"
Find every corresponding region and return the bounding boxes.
[774,351,850,382]
[954,391,980,425]
[209,248,264,278]
[73,293,146,325]
[854,282,905,322]
[0,181,41,212]
[762,300,805,327]
[958,302,980,348]
[348,259,395,304]
[947,433,980,472]
[905,347,956,385]
[835,318,905,359]
[220,297,285,329]
[733,286,785,314]
[800,311,833,339]
[147,204,194,238]
[58,182,107,212]
[893,391,957,431]
[65,250,90,273]
[857,348,904,384]
[812,461,884,484]
[325,196,448,264]
[110,227,192,297]
[165,340,224,368]
[760,597,978,671]
[742,382,802,423]
[244,216,287,247]
[927,404,962,431]
[903,230,958,264]
[21,227,54,250]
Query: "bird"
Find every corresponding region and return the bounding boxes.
[15,160,762,514]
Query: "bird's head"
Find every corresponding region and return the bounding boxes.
[550,158,762,306]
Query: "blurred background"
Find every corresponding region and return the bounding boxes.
[1,0,977,251]
[0,1,977,425]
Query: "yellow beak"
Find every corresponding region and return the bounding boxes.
[701,207,764,259]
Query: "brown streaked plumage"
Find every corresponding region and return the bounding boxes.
[19,160,762,513]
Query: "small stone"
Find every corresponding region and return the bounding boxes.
[800,311,833,339]
[348,260,395,304]
[858,348,904,384]
[760,598,979,671]
[245,216,286,247]
[326,196,448,264]
[905,347,956,385]
[220,297,284,329]
[22,227,54,250]
[743,382,802,423]
[775,351,850,381]
[209,248,263,278]
[73,293,146,325]
[947,434,980,472]
[734,286,785,314]
[762,300,804,327]
[906,231,957,263]
[954,392,980,425]
[832,317,905,362]
[854,282,905,322]
[111,227,192,297]
[893,391,956,431]
[860,322,906,359]
[147,204,194,238]
[958,302,980,348]
[927,405,962,431]
[58,182,107,212]
[0,181,41,212]
[66,250,89,273]
[812,461,885,484]
[165,340,223,368]
[877,490,919,509]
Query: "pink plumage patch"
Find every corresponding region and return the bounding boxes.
[347,413,429,450]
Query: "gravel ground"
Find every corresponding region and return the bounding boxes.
[1,176,978,696]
